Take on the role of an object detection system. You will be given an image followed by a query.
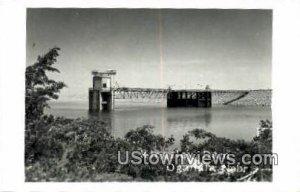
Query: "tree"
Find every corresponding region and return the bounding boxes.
[25,47,66,121]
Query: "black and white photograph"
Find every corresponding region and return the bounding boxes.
[25,8,273,182]
[1,0,300,191]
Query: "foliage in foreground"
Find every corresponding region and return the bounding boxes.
[26,115,174,181]
[25,116,272,182]
[26,47,66,121]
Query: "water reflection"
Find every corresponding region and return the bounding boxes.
[167,108,212,128]
[46,102,272,147]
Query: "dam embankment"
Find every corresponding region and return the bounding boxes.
[211,89,272,106]
[111,89,272,107]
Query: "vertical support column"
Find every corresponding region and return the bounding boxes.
[89,89,100,111]
[207,91,212,107]
[111,90,114,111]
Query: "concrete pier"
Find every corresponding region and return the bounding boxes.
[89,89,100,111]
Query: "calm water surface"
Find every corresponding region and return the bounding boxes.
[46,101,272,147]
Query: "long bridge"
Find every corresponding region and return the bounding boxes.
[113,87,169,99]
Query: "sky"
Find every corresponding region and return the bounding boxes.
[26,9,272,101]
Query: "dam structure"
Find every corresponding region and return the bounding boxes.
[89,70,272,111]
[89,70,116,111]
[167,90,212,108]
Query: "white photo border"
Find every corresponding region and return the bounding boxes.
[1,0,300,191]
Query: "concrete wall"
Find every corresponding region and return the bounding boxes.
[212,90,272,106]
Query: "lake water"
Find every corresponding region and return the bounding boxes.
[45,101,272,147]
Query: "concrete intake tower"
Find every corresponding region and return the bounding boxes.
[89,70,116,112]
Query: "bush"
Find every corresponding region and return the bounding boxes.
[25,118,272,182]
[25,118,175,181]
